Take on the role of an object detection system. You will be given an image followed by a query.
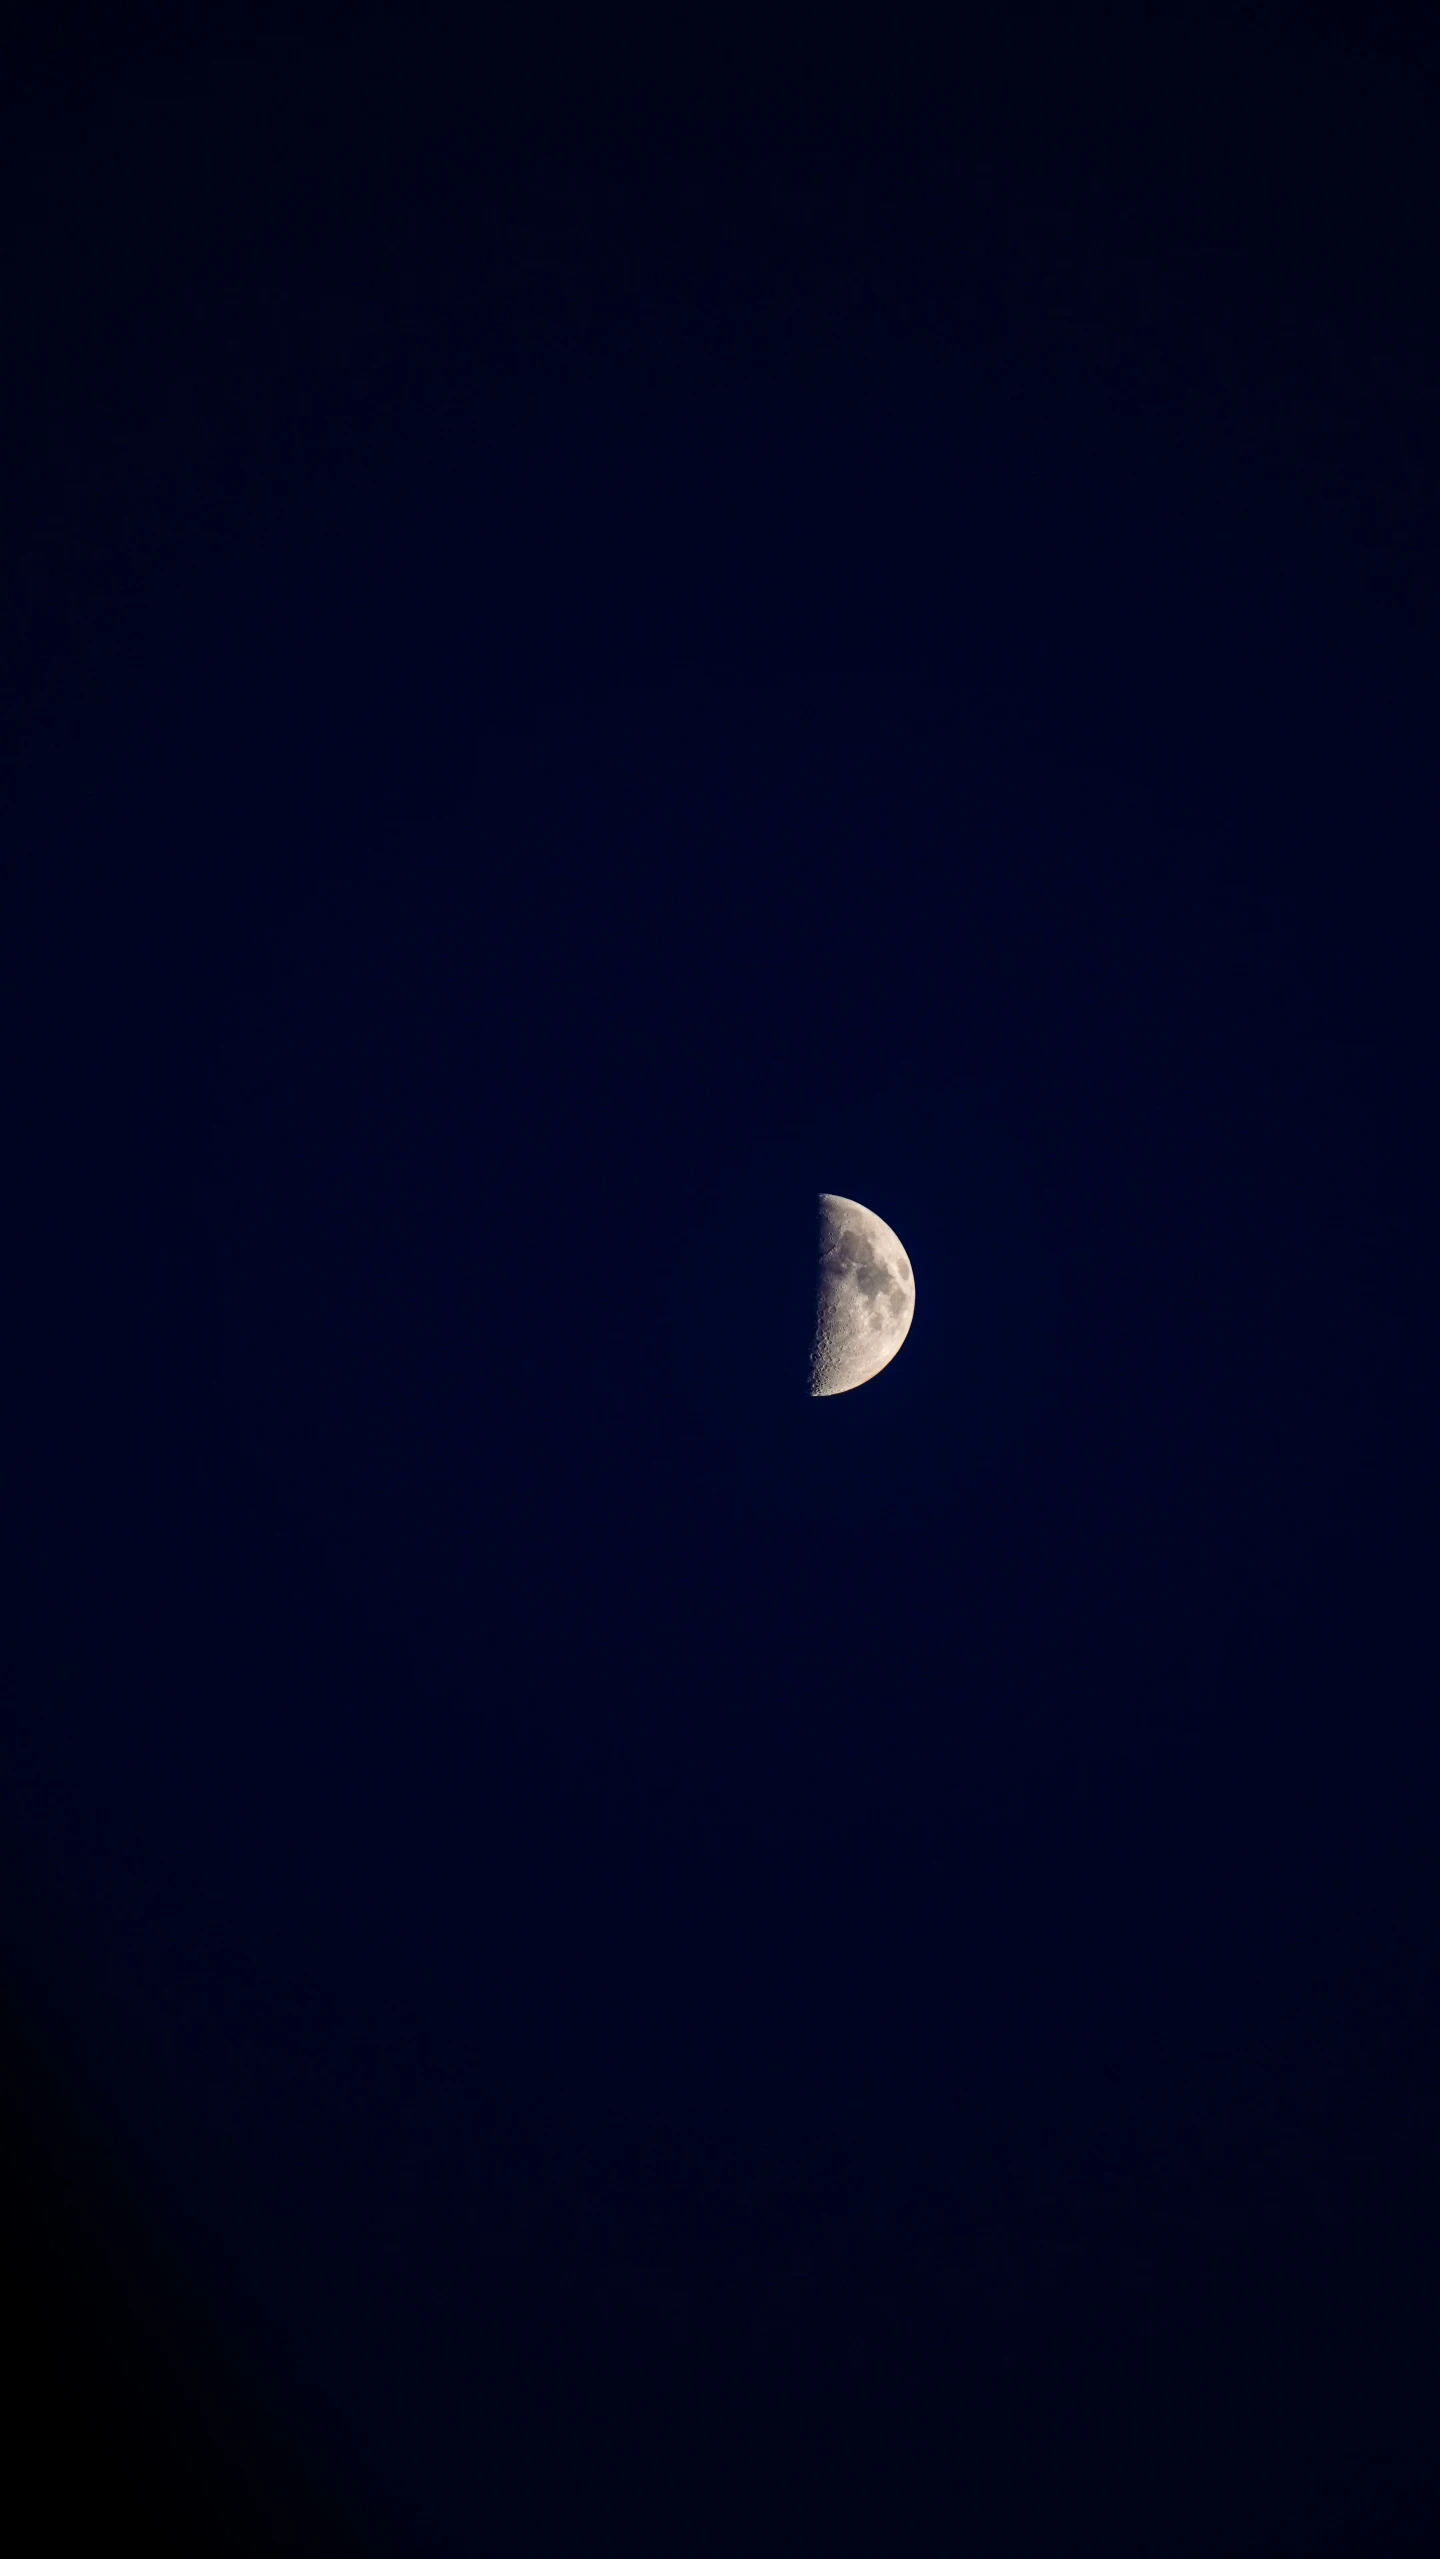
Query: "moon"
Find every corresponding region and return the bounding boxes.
[810,1194,915,1397]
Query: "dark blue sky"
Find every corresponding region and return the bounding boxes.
[6,8,1437,2554]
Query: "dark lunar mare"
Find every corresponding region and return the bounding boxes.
[819,1207,907,1329]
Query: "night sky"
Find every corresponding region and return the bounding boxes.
[6,7,1438,2554]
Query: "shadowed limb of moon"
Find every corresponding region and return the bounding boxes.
[810,1194,915,1397]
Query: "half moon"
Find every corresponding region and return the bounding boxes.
[810,1194,916,1397]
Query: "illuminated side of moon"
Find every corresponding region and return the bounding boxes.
[809,1193,915,1397]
